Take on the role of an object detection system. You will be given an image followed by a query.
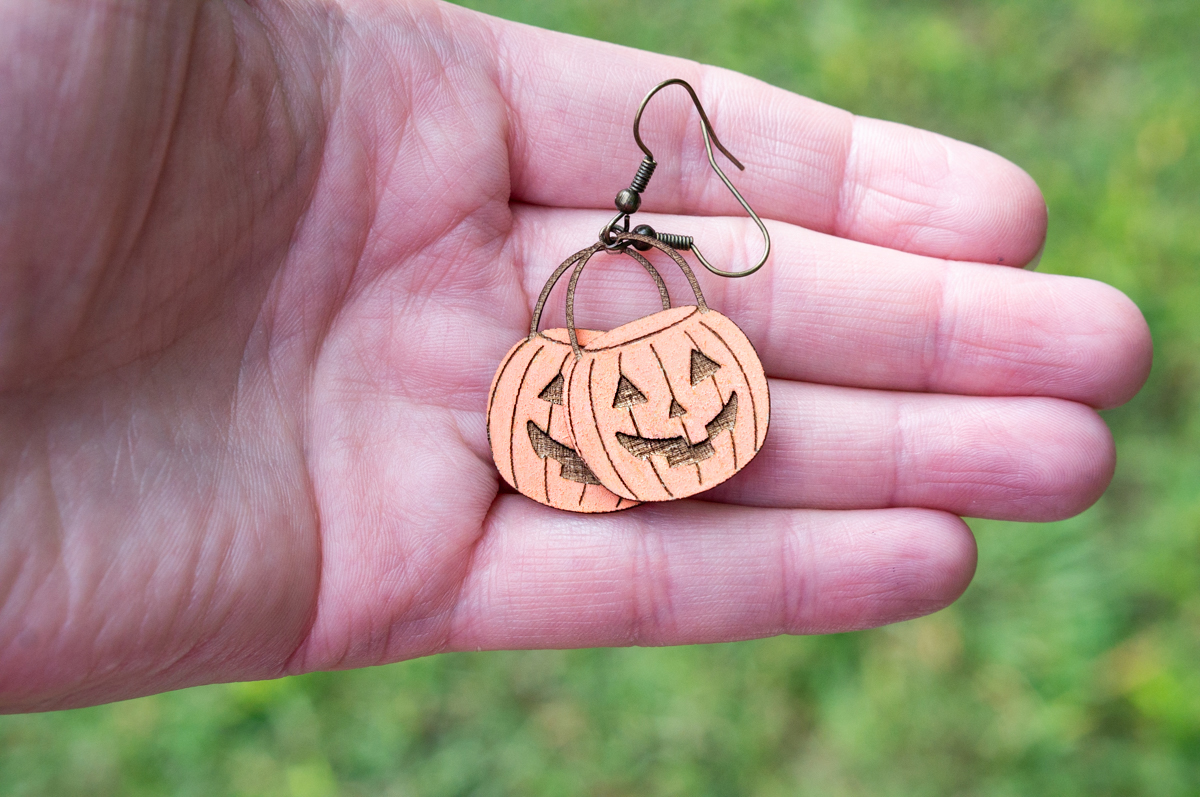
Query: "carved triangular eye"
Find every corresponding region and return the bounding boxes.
[690,349,721,385]
[669,398,687,418]
[538,373,565,405]
[613,373,648,408]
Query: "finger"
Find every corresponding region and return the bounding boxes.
[512,206,1152,408]
[705,381,1113,521]
[452,375,1110,522]
[446,499,976,649]
[473,8,1046,265]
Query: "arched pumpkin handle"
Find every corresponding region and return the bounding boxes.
[528,242,671,339]
[566,233,710,358]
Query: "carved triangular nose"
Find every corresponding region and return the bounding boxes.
[613,373,648,408]
[669,398,687,418]
[538,373,564,405]
[690,349,721,384]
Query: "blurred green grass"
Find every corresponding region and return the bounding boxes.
[3,0,1199,793]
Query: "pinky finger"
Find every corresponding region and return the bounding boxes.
[445,497,977,650]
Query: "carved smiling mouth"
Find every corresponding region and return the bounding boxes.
[527,421,602,485]
[616,392,738,468]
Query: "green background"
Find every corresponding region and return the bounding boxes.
[3,0,1198,793]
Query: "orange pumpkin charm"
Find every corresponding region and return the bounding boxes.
[563,235,770,502]
[489,327,634,512]
[487,243,671,512]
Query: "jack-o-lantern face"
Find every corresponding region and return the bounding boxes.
[564,306,769,502]
[488,328,638,512]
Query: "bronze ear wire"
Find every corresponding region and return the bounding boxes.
[599,78,772,278]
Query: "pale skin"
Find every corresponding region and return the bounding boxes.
[0,0,1152,713]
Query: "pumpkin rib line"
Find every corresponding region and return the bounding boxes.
[624,350,672,499]
[584,307,699,352]
[509,343,546,491]
[630,414,674,498]
[722,381,739,471]
[648,341,702,488]
[544,348,573,504]
[543,413,551,503]
[698,318,760,450]
[626,394,674,499]
[587,357,637,498]
[682,330,733,476]
[647,342,681,415]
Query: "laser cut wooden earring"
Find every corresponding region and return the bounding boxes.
[487,77,773,512]
[562,237,770,503]
[487,242,671,513]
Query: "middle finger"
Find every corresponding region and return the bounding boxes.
[513,207,1150,409]
[706,379,1113,521]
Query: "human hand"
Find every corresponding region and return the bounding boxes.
[0,0,1151,711]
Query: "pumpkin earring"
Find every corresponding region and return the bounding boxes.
[487,243,672,512]
[488,78,772,512]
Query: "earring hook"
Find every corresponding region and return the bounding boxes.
[624,78,771,279]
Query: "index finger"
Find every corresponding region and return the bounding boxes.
[478,9,1047,266]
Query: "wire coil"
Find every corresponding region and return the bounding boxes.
[629,158,657,193]
[655,232,693,250]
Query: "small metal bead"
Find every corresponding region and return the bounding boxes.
[631,224,656,251]
[614,188,641,214]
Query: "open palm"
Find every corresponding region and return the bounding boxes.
[0,0,1150,711]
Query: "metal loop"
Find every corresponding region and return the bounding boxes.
[631,78,771,278]
[599,211,630,249]
[566,232,710,359]
[614,232,708,312]
[531,243,670,340]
